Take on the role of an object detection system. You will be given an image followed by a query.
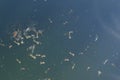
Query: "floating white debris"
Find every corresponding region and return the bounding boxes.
[63,21,68,25]
[33,39,40,45]
[103,59,108,65]
[111,63,116,67]
[26,27,31,32]
[35,54,41,57]
[48,18,53,23]
[16,59,21,64]
[72,64,76,70]
[24,27,41,39]
[35,32,39,39]
[97,70,102,76]
[25,35,31,39]
[41,54,46,58]
[8,45,13,48]
[40,61,45,65]
[64,58,70,62]
[68,31,74,39]
[20,40,24,44]
[29,54,37,59]
[86,66,91,71]
[14,41,20,45]
[69,52,75,56]
[13,29,23,42]
[95,34,99,42]
[27,45,36,53]
[38,30,43,35]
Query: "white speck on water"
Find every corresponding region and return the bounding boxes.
[103,59,109,65]
[40,61,45,65]
[16,58,22,64]
[95,34,99,42]
[97,70,102,76]
[48,18,53,23]
[72,63,76,70]
[86,66,91,71]
[68,31,74,39]
[29,54,37,59]
[64,58,70,62]
[69,52,75,56]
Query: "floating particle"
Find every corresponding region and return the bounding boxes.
[25,27,31,32]
[48,18,53,23]
[33,39,40,45]
[103,59,109,65]
[63,21,68,25]
[29,54,37,59]
[86,66,91,71]
[35,32,39,38]
[35,54,41,57]
[27,45,36,53]
[16,59,21,64]
[41,54,46,58]
[97,70,102,76]
[8,45,13,48]
[84,45,90,51]
[72,63,76,70]
[25,35,31,39]
[111,63,116,67]
[38,30,43,35]
[95,34,99,42]
[13,31,18,38]
[20,67,26,71]
[13,29,23,41]
[64,58,70,62]
[40,61,45,65]
[44,68,50,74]
[68,31,74,39]
[69,52,75,57]
[14,41,20,45]
[64,31,73,39]
[20,40,24,44]
[23,27,41,39]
